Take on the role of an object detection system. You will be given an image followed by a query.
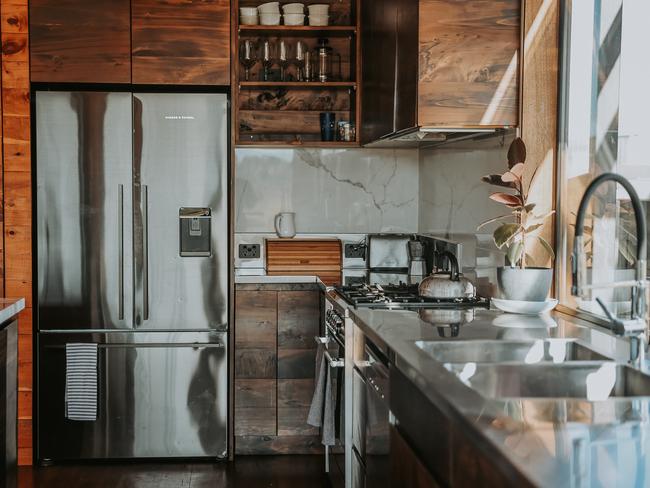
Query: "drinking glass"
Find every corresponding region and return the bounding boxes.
[239,40,258,82]
[261,40,277,82]
[278,40,292,82]
[294,40,306,81]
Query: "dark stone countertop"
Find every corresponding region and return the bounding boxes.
[350,306,649,487]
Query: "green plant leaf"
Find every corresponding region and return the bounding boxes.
[489,192,522,207]
[493,223,522,249]
[481,174,516,189]
[506,241,524,266]
[476,214,515,230]
[507,137,527,168]
[535,235,555,260]
[526,210,556,226]
[524,203,536,213]
[525,223,544,233]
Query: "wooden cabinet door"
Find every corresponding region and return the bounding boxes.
[418,0,520,127]
[132,0,230,85]
[234,291,278,437]
[360,0,397,143]
[29,0,131,83]
[390,426,441,488]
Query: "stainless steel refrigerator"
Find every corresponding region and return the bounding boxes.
[35,91,229,461]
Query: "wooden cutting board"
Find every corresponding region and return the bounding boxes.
[266,238,342,286]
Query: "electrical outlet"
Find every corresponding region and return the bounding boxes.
[345,243,366,259]
[239,244,261,259]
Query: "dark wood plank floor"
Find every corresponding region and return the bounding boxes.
[12,456,330,488]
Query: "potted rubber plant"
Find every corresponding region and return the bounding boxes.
[478,137,555,301]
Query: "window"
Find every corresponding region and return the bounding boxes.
[557,0,650,320]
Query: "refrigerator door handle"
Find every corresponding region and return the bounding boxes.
[143,184,149,321]
[118,184,124,321]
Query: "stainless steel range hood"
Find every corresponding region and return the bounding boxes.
[363,126,505,148]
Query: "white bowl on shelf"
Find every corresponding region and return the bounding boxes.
[260,12,281,25]
[308,15,329,26]
[258,2,280,13]
[307,3,329,15]
[240,6,259,16]
[240,14,259,25]
[284,13,305,25]
[282,3,304,14]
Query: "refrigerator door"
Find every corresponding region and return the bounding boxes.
[37,331,228,460]
[36,92,134,330]
[133,93,229,331]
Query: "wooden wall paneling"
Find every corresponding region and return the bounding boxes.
[132,0,231,85]
[418,0,520,127]
[1,0,31,465]
[520,0,560,268]
[29,0,131,83]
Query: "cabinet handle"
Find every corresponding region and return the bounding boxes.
[118,184,124,321]
[142,184,149,321]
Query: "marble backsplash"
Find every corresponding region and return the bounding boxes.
[235,148,419,234]
[418,135,515,296]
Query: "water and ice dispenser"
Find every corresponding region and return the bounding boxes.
[179,207,212,257]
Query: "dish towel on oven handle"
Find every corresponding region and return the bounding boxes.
[65,343,98,421]
[307,341,335,446]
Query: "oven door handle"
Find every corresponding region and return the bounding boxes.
[325,351,344,368]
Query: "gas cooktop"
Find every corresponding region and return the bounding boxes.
[334,282,490,309]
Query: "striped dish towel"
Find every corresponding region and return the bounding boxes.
[65,343,98,421]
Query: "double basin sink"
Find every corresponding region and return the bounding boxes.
[416,339,650,401]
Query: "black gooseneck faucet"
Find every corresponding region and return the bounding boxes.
[571,172,648,368]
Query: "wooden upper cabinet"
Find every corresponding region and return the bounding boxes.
[361,0,519,143]
[30,0,131,83]
[418,0,520,128]
[132,0,230,85]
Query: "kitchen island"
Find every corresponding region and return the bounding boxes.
[1,298,26,488]
[350,306,649,487]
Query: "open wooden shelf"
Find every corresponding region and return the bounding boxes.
[236,140,360,148]
[240,81,356,88]
[233,0,361,147]
[239,25,356,36]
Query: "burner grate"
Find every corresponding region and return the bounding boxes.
[334,283,490,309]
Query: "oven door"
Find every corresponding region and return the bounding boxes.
[318,308,346,487]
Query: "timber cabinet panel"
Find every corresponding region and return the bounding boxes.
[132,0,230,85]
[390,426,441,488]
[29,0,131,83]
[418,0,520,127]
[234,288,322,453]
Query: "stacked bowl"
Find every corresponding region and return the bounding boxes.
[259,2,281,25]
[308,4,329,26]
[282,3,305,25]
[240,6,259,25]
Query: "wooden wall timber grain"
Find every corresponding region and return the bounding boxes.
[1,0,32,466]
[520,0,560,268]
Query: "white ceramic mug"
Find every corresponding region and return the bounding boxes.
[274,212,296,238]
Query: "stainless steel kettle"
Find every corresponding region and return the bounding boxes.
[418,250,475,299]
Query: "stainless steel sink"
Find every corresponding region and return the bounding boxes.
[416,339,609,364]
[445,362,650,400]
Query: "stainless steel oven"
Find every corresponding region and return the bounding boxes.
[319,293,350,488]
